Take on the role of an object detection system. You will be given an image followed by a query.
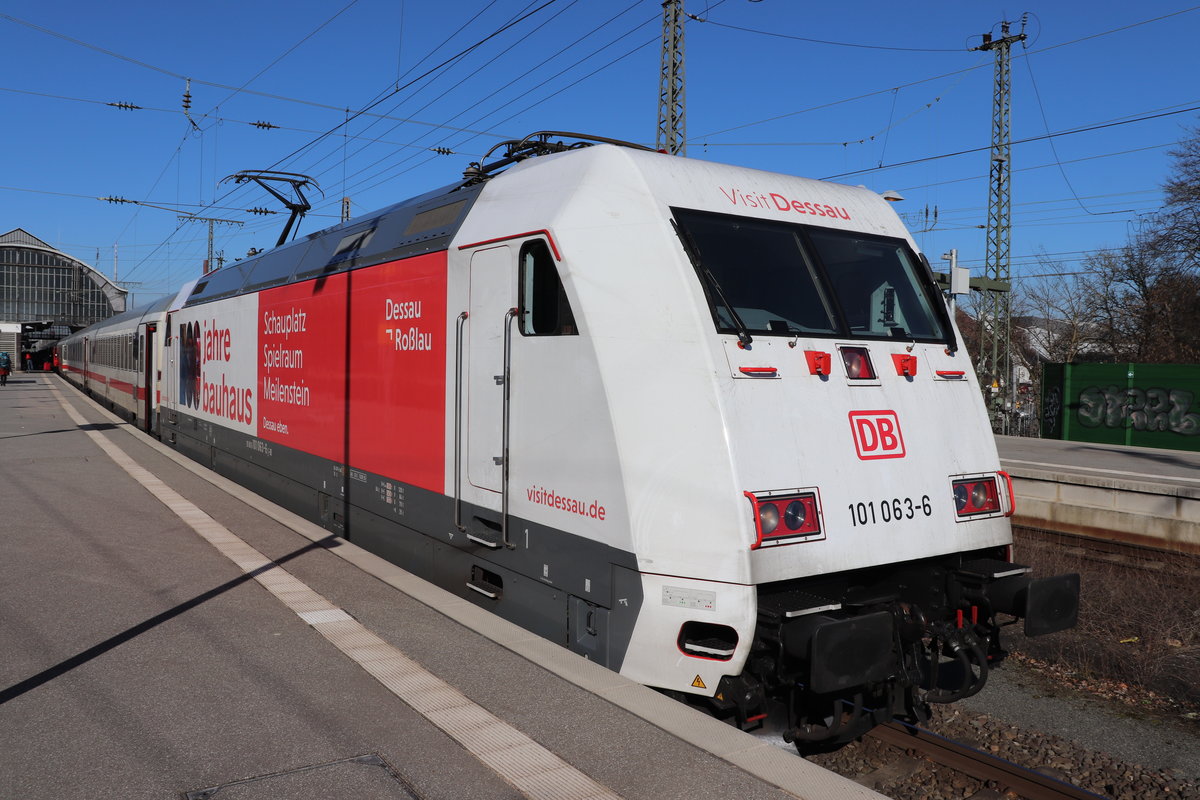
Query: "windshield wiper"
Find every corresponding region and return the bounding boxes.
[671,220,753,347]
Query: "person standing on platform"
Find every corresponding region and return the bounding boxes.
[0,352,10,386]
[24,352,32,372]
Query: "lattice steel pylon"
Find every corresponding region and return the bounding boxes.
[657,0,686,155]
[972,20,1025,431]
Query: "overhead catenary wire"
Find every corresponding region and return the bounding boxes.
[169,0,531,229]
[2,1,667,246]
[820,104,1200,180]
[692,17,965,53]
[267,0,720,217]
[8,4,1195,295]
[119,0,570,283]
[692,5,1200,142]
[1019,29,1129,217]
[291,0,596,197]
[117,0,561,268]
[258,0,566,178]
[106,2,408,280]
[242,0,659,228]
[272,0,518,187]
[324,2,656,203]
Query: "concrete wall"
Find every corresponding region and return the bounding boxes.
[1007,465,1200,555]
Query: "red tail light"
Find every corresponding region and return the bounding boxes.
[745,489,824,548]
[839,346,876,379]
[951,476,1001,518]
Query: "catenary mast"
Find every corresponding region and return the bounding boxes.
[657,1,686,155]
[973,19,1026,432]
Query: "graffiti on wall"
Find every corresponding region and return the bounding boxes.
[1077,385,1200,435]
[1043,386,1063,434]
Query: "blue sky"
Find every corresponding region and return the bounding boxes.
[3,1,1198,306]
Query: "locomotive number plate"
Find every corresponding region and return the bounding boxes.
[847,495,931,527]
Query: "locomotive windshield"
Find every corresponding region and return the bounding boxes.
[672,208,950,344]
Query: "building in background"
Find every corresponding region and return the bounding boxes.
[0,228,127,367]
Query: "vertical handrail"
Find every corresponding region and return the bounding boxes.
[501,307,517,549]
[454,311,469,532]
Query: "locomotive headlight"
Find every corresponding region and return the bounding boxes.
[953,483,969,512]
[759,503,780,535]
[951,475,1002,519]
[745,490,823,548]
[784,499,807,530]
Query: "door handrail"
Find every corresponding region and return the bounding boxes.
[454,311,469,533]
[501,307,517,549]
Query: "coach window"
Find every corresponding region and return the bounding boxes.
[518,239,577,336]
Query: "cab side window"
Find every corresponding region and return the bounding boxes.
[518,239,577,336]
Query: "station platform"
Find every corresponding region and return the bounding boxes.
[997,434,1200,491]
[0,373,882,800]
[996,435,1200,553]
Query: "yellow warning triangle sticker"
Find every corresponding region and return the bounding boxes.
[691,675,706,689]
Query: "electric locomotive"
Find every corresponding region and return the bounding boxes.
[60,133,1078,749]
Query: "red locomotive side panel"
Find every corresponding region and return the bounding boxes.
[256,252,448,493]
[347,252,448,492]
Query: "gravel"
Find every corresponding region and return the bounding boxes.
[761,657,1200,799]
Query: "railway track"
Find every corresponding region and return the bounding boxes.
[1013,525,1200,580]
[865,721,1106,800]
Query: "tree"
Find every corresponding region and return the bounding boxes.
[1156,124,1200,269]
[1074,124,1200,363]
[1018,259,1107,363]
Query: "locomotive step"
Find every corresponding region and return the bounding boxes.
[681,637,738,657]
[957,558,1032,580]
[757,589,843,623]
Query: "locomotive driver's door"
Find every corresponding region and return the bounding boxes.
[466,245,514,496]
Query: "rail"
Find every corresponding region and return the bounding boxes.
[866,721,1105,800]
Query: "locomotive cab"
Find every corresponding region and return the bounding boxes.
[486,142,1080,748]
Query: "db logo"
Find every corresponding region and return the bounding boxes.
[848,410,906,460]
